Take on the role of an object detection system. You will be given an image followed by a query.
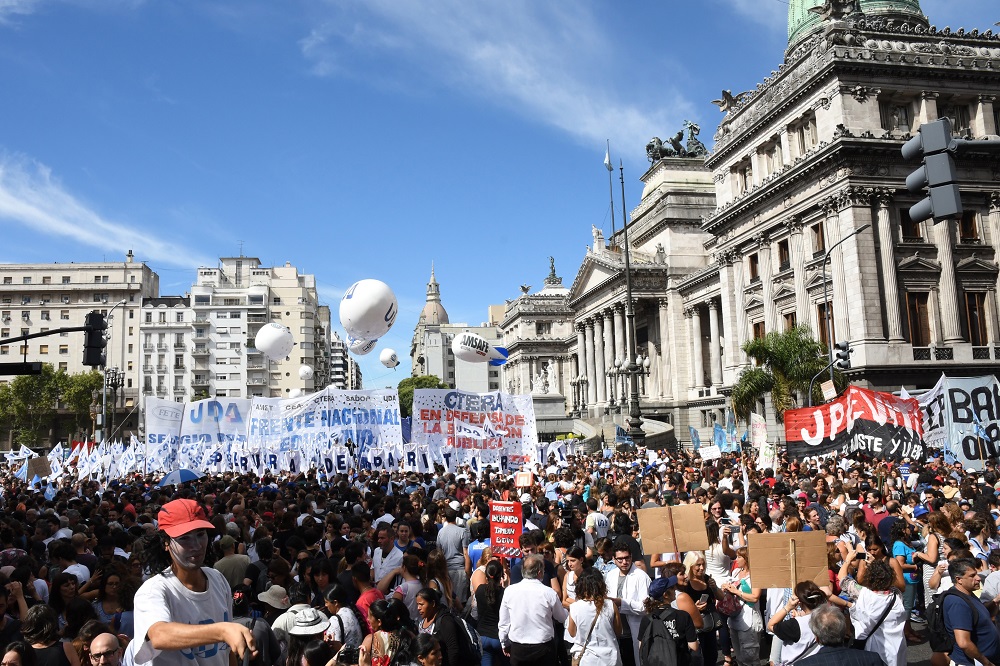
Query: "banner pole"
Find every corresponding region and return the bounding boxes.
[789,540,797,590]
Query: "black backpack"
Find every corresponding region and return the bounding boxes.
[927,588,979,653]
[639,607,681,666]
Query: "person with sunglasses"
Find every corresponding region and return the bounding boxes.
[88,634,122,666]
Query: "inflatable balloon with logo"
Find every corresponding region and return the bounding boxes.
[298,365,314,380]
[254,323,295,362]
[347,335,377,356]
[451,331,508,366]
[379,348,400,369]
[339,279,398,340]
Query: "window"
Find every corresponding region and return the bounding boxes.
[748,254,760,282]
[879,101,911,132]
[1,278,8,284]
[939,103,971,136]
[777,239,790,271]
[93,293,108,303]
[174,354,184,368]
[794,113,818,154]
[144,312,153,323]
[536,322,552,336]
[249,295,264,305]
[960,210,979,243]
[817,302,834,347]
[128,344,133,354]
[753,321,766,340]
[58,362,67,371]
[61,276,70,284]
[158,312,166,323]
[38,345,48,354]
[60,310,69,320]
[906,292,931,347]
[40,311,49,321]
[215,374,228,381]
[784,312,797,331]
[966,292,988,346]
[21,277,29,285]
[272,297,281,305]
[223,298,242,306]
[900,209,922,241]
[41,276,50,285]
[216,312,228,320]
[0,329,6,337]
[734,160,753,195]
[812,221,826,255]
[20,311,28,321]
[762,140,782,176]
[194,295,210,305]
[175,313,184,323]
[0,347,7,355]
[229,311,241,319]
[18,345,26,355]
[128,326,133,335]
[128,310,134,319]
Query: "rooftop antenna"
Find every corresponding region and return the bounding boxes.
[237,240,245,257]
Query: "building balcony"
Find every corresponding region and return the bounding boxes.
[142,365,153,373]
[192,378,209,387]
[155,387,167,396]
[142,344,155,352]
[174,343,186,350]
[173,363,185,370]
[192,335,208,343]
[194,315,209,323]
[156,365,167,373]
[246,347,262,355]
[247,378,266,385]
[248,315,267,323]
[192,347,209,356]
[156,344,168,351]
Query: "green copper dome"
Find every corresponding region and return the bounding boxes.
[788,0,926,50]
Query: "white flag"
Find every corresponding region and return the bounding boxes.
[899,386,911,400]
[604,148,612,172]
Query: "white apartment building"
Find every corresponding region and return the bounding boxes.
[329,331,364,390]
[182,256,333,400]
[0,252,159,441]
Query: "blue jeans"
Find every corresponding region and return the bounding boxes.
[481,635,510,666]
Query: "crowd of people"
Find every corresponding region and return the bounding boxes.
[0,444,995,666]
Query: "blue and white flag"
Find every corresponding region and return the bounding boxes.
[714,424,727,451]
[689,426,702,451]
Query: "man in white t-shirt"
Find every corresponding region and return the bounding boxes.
[132,499,256,666]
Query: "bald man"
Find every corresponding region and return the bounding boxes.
[89,633,123,666]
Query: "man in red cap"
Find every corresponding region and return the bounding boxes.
[131,498,257,665]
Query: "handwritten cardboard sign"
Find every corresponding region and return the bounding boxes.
[25,457,51,480]
[489,501,523,559]
[747,531,828,589]
[637,504,709,554]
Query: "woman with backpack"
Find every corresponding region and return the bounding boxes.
[567,569,621,666]
[415,587,471,666]
[638,575,699,666]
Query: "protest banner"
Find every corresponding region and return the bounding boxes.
[489,501,522,558]
[750,413,767,450]
[699,445,722,461]
[637,504,709,554]
[515,472,533,488]
[784,385,924,461]
[26,457,51,480]
[919,375,1000,468]
[411,389,538,470]
[748,531,828,589]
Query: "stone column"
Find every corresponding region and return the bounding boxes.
[613,304,626,363]
[822,197,849,342]
[756,233,776,331]
[783,217,810,324]
[976,95,997,136]
[575,325,586,380]
[593,315,607,405]
[691,305,705,390]
[875,189,904,341]
[990,193,1000,298]
[732,250,747,366]
[934,219,963,344]
[708,300,723,388]
[839,189,885,342]
[919,91,939,124]
[685,308,696,390]
[603,310,615,388]
[658,298,670,398]
[928,287,943,345]
[584,320,597,407]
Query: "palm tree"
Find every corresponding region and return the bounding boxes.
[730,326,842,424]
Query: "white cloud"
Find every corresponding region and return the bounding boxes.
[718,0,788,32]
[299,0,692,154]
[0,0,41,24]
[0,153,214,268]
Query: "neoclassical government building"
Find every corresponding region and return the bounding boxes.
[493,0,1000,445]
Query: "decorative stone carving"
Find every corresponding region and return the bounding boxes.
[874,188,894,208]
[991,191,1000,211]
[783,215,804,233]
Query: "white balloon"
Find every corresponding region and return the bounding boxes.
[339,279,398,340]
[255,323,295,362]
[298,365,314,380]
[451,331,508,365]
[379,348,400,369]
[348,335,377,356]
[289,388,304,398]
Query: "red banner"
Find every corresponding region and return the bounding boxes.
[784,385,924,461]
[489,500,522,559]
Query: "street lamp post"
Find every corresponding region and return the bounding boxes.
[98,299,127,443]
[619,162,645,449]
[821,224,870,381]
[105,368,124,439]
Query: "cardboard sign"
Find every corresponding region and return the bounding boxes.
[489,501,522,559]
[515,472,533,488]
[747,531,828,589]
[26,457,51,480]
[637,504,709,554]
[700,445,722,461]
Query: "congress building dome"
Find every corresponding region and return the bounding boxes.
[787,0,927,53]
[419,263,449,325]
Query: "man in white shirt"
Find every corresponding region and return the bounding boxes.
[499,554,568,666]
[371,523,403,588]
[605,539,651,666]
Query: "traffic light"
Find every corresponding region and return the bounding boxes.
[901,117,963,224]
[83,311,107,367]
[834,341,852,371]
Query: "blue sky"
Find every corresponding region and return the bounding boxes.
[0,0,992,387]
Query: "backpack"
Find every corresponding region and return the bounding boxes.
[638,607,681,666]
[927,588,979,653]
[453,613,483,665]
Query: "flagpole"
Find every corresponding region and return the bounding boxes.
[605,141,616,238]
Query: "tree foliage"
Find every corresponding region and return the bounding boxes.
[0,366,104,447]
[730,326,844,424]
[397,375,448,418]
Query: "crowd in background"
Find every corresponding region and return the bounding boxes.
[0,444,994,666]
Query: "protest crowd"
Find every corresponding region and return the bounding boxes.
[0,442,998,666]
